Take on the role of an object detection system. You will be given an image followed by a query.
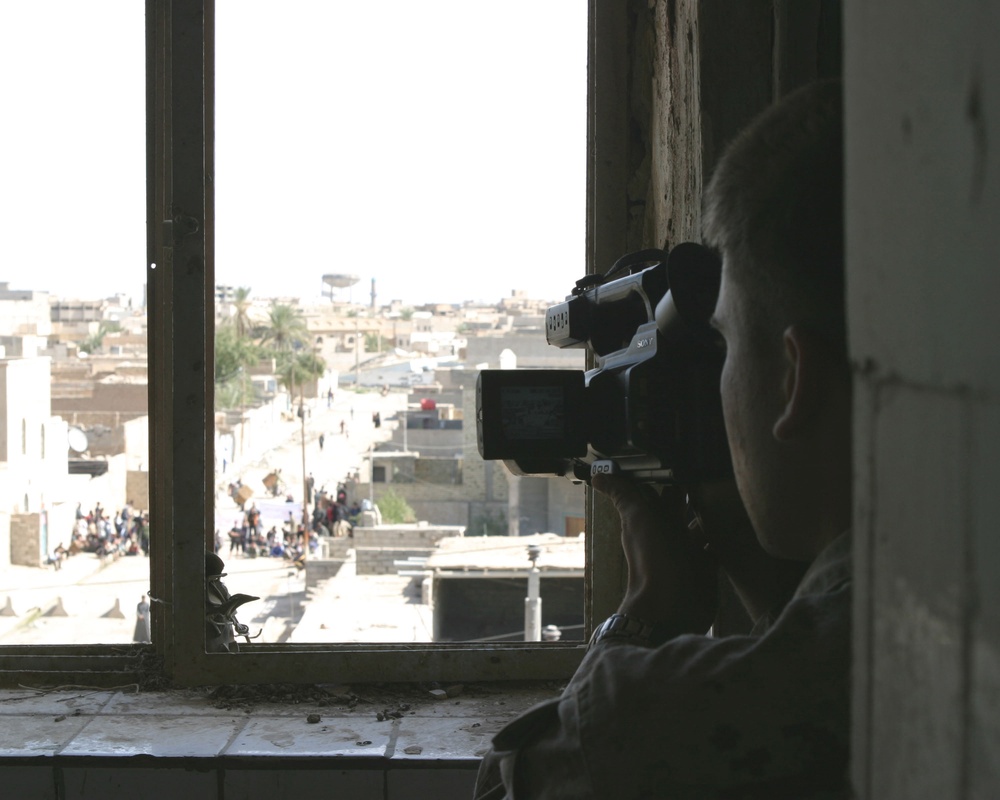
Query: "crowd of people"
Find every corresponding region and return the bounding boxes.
[48,500,149,569]
[215,481,363,569]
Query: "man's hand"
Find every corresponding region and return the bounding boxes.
[592,474,718,635]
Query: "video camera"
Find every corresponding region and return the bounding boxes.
[475,243,732,485]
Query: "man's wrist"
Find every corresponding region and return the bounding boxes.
[589,613,678,649]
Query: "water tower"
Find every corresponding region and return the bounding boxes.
[322,273,360,302]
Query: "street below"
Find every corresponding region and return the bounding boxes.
[0,387,420,646]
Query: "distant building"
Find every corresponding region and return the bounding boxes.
[50,296,132,326]
[0,283,51,338]
[215,285,237,304]
[352,374,585,538]
[0,354,73,568]
[424,533,584,642]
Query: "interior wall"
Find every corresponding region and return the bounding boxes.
[846,0,1000,797]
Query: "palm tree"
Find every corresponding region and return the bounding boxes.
[260,302,308,357]
[214,324,259,410]
[79,321,112,355]
[232,286,253,338]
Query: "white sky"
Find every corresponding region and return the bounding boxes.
[0,1,587,308]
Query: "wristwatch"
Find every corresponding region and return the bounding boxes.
[588,613,676,649]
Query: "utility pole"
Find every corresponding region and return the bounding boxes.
[353,315,360,387]
[299,383,309,558]
[524,544,542,642]
[368,440,374,505]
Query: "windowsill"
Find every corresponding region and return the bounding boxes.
[0,683,559,762]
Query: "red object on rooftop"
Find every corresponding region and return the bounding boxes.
[419,398,436,410]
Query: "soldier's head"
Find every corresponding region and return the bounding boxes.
[705,80,850,560]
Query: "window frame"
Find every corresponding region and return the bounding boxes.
[0,0,629,688]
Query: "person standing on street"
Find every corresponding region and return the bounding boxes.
[133,595,151,643]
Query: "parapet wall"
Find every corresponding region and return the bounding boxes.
[353,524,464,575]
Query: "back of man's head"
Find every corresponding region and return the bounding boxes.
[703,80,844,349]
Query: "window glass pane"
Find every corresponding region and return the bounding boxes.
[0,2,148,644]
[213,1,587,644]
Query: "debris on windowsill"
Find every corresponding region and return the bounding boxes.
[376,702,411,721]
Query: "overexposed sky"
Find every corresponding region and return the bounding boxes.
[0,1,587,308]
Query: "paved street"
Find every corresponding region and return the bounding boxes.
[0,387,416,646]
[215,387,408,532]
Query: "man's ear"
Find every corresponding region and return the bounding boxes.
[773,325,819,442]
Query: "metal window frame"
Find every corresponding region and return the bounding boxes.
[0,0,631,687]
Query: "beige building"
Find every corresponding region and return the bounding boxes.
[0,356,73,567]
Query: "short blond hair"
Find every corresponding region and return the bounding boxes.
[703,80,844,348]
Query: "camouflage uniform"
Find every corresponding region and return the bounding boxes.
[475,534,851,799]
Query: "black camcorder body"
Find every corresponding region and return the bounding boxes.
[475,243,732,486]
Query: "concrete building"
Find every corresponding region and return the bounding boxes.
[423,533,584,642]
[0,284,52,338]
[350,373,585,537]
[0,356,73,567]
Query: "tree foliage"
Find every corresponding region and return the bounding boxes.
[376,488,417,524]
[276,350,326,398]
[79,322,112,355]
[214,295,327,413]
[231,286,253,338]
[214,324,260,410]
[260,302,308,356]
[470,508,507,536]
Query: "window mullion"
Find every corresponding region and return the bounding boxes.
[149,0,214,682]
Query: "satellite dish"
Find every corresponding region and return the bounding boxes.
[67,428,88,453]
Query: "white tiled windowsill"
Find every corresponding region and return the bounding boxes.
[0,684,561,799]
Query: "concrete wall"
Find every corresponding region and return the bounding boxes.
[51,381,148,415]
[510,476,549,536]
[69,424,125,456]
[845,0,1000,796]
[504,474,584,538]
[434,575,584,642]
[547,477,585,536]
[10,512,43,567]
[46,502,77,553]
[125,471,149,513]
[0,511,9,571]
[303,539,352,590]
[344,381,517,528]
[0,358,51,466]
[62,453,130,523]
[360,466,492,528]
[0,358,73,517]
[353,525,464,575]
[464,332,585,370]
[412,458,462,485]
[216,392,295,474]
[124,415,149,471]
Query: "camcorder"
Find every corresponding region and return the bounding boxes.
[475,243,732,486]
